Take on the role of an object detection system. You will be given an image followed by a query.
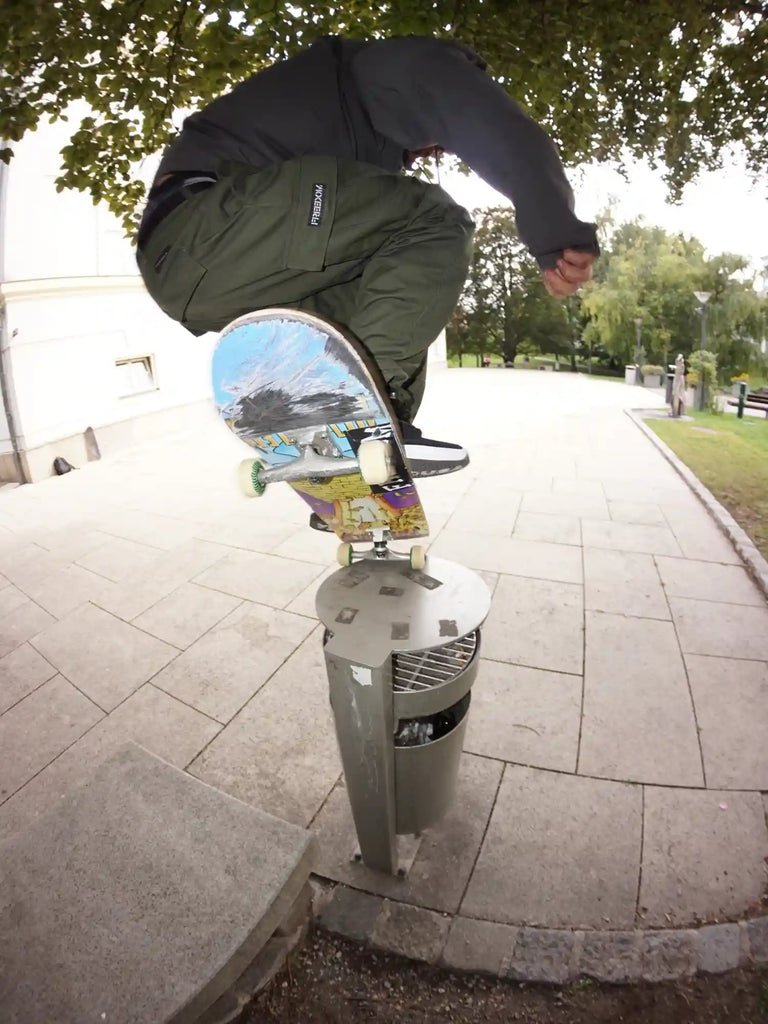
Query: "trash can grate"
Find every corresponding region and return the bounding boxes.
[392,631,478,692]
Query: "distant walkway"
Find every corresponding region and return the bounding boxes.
[1,368,767,958]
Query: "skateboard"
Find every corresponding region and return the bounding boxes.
[211,308,429,567]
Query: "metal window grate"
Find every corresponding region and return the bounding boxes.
[392,631,478,693]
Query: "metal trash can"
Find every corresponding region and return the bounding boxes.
[624,364,639,385]
[317,556,490,875]
[665,369,675,404]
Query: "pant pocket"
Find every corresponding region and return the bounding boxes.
[285,155,338,271]
[138,245,207,323]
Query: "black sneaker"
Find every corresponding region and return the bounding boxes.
[399,421,469,477]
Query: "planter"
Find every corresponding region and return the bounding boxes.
[643,374,661,388]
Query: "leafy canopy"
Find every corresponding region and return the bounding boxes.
[2,0,767,228]
[449,207,575,364]
[581,216,765,377]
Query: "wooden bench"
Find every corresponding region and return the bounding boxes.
[727,389,768,417]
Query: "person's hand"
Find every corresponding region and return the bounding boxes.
[542,249,595,298]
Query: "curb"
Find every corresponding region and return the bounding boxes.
[315,882,768,984]
[627,408,768,600]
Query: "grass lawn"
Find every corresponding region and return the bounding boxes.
[647,410,768,561]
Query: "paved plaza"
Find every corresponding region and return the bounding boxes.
[1,367,768,947]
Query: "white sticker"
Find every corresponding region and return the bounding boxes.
[350,665,373,687]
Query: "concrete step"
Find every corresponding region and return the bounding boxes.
[0,742,315,1024]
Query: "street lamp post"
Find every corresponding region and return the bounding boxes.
[693,291,712,411]
[761,256,768,356]
[633,317,642,383]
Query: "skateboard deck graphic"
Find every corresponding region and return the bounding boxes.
[211,309,429,543]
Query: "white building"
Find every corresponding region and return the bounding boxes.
[0,114,213,483]
[0,117,446,483]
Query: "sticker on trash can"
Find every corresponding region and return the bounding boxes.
[391,622,410,640]
[439,619,459,637]
[335,607,358,624]
[405,570,442,590]
[338,570,369,589]
[350,665,373,687]
[379,586,403,597]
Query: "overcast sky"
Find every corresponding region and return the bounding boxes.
[439,155,768,281]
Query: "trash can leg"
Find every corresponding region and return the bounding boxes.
[325,653,398,874]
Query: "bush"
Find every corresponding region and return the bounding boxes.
[641,364,664,376]
[688,350,719,412]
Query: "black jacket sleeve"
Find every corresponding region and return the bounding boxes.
[350,36,599,269]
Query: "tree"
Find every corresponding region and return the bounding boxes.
[451,207,573,365]
[581,218,764,377]
[2,1,767,228]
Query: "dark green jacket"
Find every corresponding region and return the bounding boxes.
[156,35,598,268]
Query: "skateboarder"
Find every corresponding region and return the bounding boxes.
[136,34,598,474]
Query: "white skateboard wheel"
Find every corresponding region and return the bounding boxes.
[238,458,266,497]
[337,543,354,567]
[358,438,394,486]
[409,545,426,570]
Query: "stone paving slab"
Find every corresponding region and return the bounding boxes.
[188,632,341,827]
[581,519,683,557]
[151,601,316,723]
[512,511,581,546]
[76,534,164,582]
[193,548,323,607]
[670,596,768,660]
[430,530,583,583]
[583,547,670,620]
[0,643,57,715]
[656,556,766,606]
[686,654,768,789]
[461,765,642,929]
[0,580,29,616]
[443,489,522,536]
[30,602,178,712]
[0,675,103,802]
[0,683,221,844]
[521,489,610,520]
[131,581,242,649]
[311,753,502,914]
[608,500,667,526]
[194,512,302,554]
[0,599,55,659]
[0,743,314,1024]
[662,502,744,564]
[91,538,229,621]
[639,787,768,926]
[464,660,581,772]
[481,575,583,675]
[579,611,703,786]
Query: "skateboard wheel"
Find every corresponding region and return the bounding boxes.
[409,545,426,570]
[238,458,266,497]
[337,543,354,567]
[358,438,394,486]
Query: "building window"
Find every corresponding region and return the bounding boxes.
[116,356,156,397]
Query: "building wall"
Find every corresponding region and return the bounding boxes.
[0,111,214,482]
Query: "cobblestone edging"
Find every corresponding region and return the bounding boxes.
[627,409,768,600]
[314,882,768,984]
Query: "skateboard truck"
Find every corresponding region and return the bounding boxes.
[238,435,396,496]
[336,528,427,571]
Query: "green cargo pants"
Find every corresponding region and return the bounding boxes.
[137,156,474,417]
